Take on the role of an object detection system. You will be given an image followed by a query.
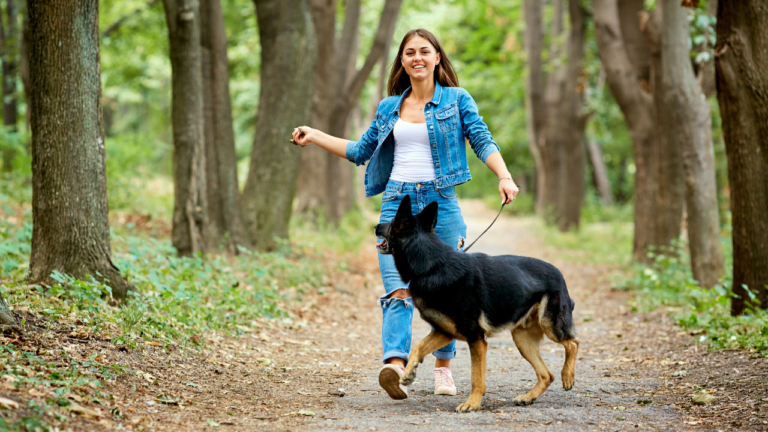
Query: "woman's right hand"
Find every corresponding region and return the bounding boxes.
[291,126,315,147]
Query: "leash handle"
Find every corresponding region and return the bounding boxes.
[462,202,506,253]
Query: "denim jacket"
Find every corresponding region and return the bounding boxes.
[345,81,500,197]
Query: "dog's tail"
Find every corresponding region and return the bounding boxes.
[545,286,577,342]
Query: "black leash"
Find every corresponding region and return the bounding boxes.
[462,202,507,253]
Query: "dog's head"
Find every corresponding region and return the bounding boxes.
[374,195,438,255]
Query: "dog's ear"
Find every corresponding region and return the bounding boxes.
[393,195,413,232]
[418,201,438,231]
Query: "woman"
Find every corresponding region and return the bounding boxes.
[291,29,518,400]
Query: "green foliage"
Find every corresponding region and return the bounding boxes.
[0,195,370,356]
[538,216,633,265]
[622,241,768,353]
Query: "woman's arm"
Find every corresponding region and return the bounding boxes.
[291,127,349,159]
[485,147,519,205]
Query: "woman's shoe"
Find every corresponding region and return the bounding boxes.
[434,367,457,395]
[379,364,408,400]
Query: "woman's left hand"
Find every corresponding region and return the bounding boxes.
[499,178,519,204]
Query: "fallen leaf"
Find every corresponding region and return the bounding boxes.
[257,358,273,366]
[692,391,716,405]
[0,396,19,409]
[156,394,181,405]
[68,402,101,418]
[258,332,270,342]
[144,341,161,346]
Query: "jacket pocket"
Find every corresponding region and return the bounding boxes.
[435,105,458,132]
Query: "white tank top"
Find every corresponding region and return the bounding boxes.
[389,119,436,183]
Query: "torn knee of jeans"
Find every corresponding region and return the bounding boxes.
[457,237,465,250]
[378,290,413,309]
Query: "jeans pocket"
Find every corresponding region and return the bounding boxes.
[382,190,399,203]
[437,187,457,200]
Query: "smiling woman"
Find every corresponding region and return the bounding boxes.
[290,28,519,401]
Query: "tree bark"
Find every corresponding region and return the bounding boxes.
[661,0,723,287]
[28,0,135,300]
[523,0,547,214]
[642,7,685,251]
[715,0,768,314]
[295,0,402,224]
[199,0,251,253]
[0,0,19,171]
[240,0,316,251]
[163,0,208,256]
[525,0,586,230]
[0,291,21,334]
[554,0,587,231]
[594,0,660,263]
[587,140,614,205]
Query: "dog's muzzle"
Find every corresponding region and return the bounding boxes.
[375,224,392,254]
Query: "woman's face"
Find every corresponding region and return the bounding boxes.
[401,35,440,83]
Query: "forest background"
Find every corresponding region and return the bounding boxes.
[0,0,767,429]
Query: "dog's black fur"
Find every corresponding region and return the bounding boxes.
[375,195,579,412]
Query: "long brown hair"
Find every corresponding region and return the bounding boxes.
[387,29,459,97]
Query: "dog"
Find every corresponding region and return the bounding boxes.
[374,195,579,412]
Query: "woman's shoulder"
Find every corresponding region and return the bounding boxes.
[376,95,401,113]
[439,86,471,105]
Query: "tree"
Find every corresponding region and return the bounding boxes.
[523,0,587,231]
[28,0,135,300]
[594,0,683,263]
[240,0,316,250]
[200,0,251,252]
[162,0,208,256]
[294,0,403,224]
[0,0,20,171]
[661,0,723,288]
[715,0,768,314]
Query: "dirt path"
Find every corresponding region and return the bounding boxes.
[3,201,765,431]
[261,200,682,432]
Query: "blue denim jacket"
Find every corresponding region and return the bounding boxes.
[345,81,500,197]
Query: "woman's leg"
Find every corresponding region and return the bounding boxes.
[427,185,468,368]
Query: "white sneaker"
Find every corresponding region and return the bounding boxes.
[379,364,408,400]
[434,367,457,396]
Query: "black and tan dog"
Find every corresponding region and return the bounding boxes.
[375,195,579,412]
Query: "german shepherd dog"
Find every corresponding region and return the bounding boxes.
[374,195,579,412]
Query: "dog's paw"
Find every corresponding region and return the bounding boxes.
[455,400,482,412]
[512,394,537,406]
[562,373,575,391]
[400,364,418,386]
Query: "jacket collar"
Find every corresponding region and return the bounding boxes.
[391,81,443,115]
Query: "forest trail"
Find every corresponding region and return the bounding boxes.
[246,200,698,432]
[34,200,744,431]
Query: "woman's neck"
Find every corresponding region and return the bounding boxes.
[409,78,435,103]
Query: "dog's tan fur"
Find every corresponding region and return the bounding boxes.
[402,294,579,411]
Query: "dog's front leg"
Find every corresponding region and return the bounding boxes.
[456,338,487,412]
[401,330,452,386]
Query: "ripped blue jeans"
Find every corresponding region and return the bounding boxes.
[378,180,467,364]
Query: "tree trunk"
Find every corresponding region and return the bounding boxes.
[642,7,685,251]
[594,0,660,263]
[715,0,768,314]
[0,0,19,171]
[661,0,723,287]
[0,291,21,334]
[240,0,316,251]
[295,0,402,224]
[28,0,135,300]
[525,0,586,229]
[555,0,587,231]
[199,0,251,253]
[588,140,614,205]
[163,0,208,256]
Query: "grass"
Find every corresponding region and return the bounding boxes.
[527,200,767,354]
